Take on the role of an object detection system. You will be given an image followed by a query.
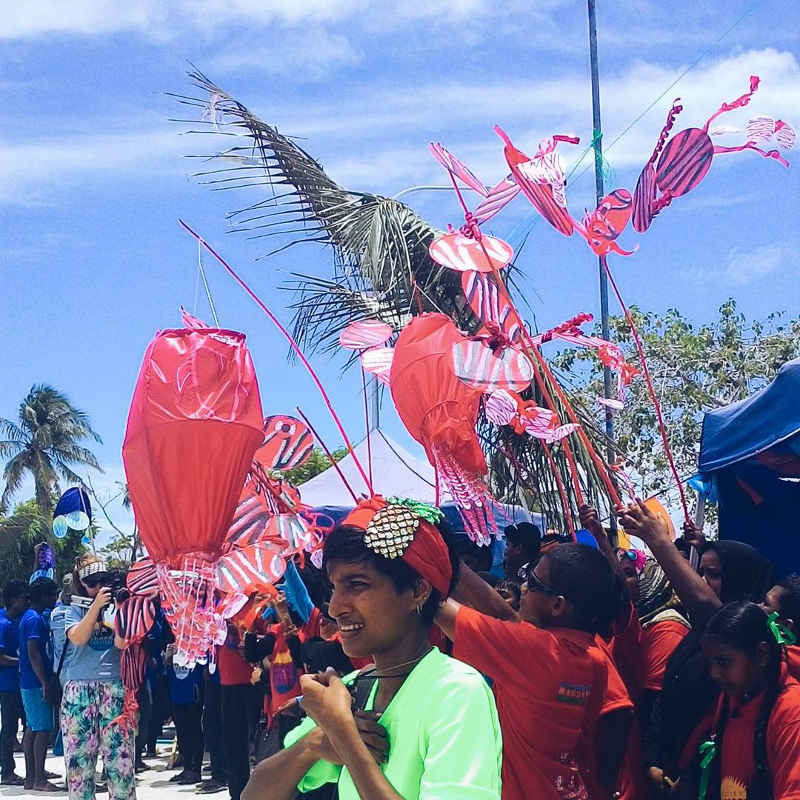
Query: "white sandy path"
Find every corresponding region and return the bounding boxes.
[6,752,221,800]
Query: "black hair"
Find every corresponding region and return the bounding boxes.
[673,535,691,556]
[544,543,625,635]
[495,579,521,607]
[775,574,800,624]
[703,540,774,604]
[452,535,492,573]
[505,522,542,559]
[2,580,29,606]
[704,602,782,800]
[28,577,58,603]
[322,521,459,626]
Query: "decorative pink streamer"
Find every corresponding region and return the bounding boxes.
[361,368,373,489]
[295,406,359,504]
[600,256,690,523]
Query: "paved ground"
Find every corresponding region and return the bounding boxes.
[5,751,227,800]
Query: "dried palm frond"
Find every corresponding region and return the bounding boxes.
[173,68,478,352]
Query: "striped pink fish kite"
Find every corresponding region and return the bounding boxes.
[633,76,792,233]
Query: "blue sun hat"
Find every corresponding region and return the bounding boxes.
[53,487,92,538]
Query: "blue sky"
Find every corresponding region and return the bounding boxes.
[2,0,799,537]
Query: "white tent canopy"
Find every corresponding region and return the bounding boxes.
[297,429,450,506]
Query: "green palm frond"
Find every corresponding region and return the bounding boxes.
[1,452,31,515]
[1,385,102,520]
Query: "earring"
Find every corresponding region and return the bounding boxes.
[416,603,423,615]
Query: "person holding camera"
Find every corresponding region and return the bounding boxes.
[61,556,135,800]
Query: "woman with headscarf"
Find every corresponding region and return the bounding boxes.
[242,496,503,800]
[618,501,774,797]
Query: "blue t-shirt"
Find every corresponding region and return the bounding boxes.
[168,663,203,705]
[63,604,121,683]
[0,616,21,692]
[50,604,72,683]
[18,608,52,690]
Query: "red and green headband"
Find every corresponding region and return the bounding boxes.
[342,496,453,596]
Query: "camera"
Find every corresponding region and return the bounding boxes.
[100,570,130,605]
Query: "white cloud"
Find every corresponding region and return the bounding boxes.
[209,27,362,79]
[0,0,535,40]
[0,129,184,205]
[682,241,796,287]
[3,2,160,39]
[250,47,800,176]
[723,242,794,285]
[2,47,797,204]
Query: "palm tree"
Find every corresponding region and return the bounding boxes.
[0,385,103,517]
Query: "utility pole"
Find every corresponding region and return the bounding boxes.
[587,0,615,461]
[588,1,618,539]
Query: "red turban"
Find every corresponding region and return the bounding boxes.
[342,496,453,596]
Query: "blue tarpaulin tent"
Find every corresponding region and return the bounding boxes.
[698,357,800,574]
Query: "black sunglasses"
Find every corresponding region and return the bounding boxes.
[517,562,560,595]
[82,573,106,588]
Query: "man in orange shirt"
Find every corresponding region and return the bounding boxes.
[437,543,633,800]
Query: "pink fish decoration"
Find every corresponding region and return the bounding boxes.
[451,339,533,392]
[339,320,393,350]
[360,346,394,386]
[429,231,513,272]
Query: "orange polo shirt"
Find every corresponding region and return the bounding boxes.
[454,605,631,800]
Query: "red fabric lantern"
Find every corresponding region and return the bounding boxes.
[123,327,264,564]
[122,327,265,666]
[389,314,494,542]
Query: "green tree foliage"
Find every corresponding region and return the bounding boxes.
[555,300,800,501]
[0,499,86,587]
[0,385,102,520]
[282,448,348,486]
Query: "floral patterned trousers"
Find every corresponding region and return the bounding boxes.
[61,681,136,800]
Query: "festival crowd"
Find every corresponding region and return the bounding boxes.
[1,498,799,800]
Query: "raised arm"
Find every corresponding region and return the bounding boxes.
[617,501,720,626]
[67,588,112,646]
[579,505,630,599]
[451,561,519,621]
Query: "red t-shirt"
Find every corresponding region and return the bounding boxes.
[593,628,644,800]
[640,619,690,692]
[605,603,690,700]
[267,607,321,718]
[786,646,800,682]
[605,603,645,701]
[216,642,253,686]
[710,664,800,800]
[454,606,631,800]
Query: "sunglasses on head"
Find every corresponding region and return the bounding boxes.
[517,562,559,595]
[618,549,637,562]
